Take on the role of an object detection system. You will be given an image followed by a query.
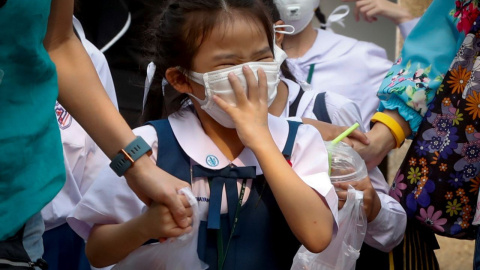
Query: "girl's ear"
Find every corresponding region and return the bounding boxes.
[274,20,285,46]
[166,67,193,94]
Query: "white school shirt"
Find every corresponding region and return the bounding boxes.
[287,28,393,130]
[67,108,339,245]
[41,17,118,231]
[281,78,406,252]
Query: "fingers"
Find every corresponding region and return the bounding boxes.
[348,129,370,145]
[257,68,267,103]
[228,71,248,106]
[163,193,189,228]
[243,65,259,102]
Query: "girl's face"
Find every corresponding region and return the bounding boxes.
[189,15,274,100]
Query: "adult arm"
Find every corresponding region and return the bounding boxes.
[44,0,189,228]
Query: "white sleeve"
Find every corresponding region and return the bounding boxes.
[359,42,393,126]
[290,124,339,230]
[323,93,407,251]
[363,170,407,252]
[398,17,421,40]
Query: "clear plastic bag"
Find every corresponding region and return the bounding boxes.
[113,187,208,270]
[291,186,367,270]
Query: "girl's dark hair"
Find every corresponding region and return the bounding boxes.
[261,0,299,85]
[315,6,327,30]
[142,0,274,122]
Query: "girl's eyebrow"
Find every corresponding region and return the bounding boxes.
[212,46,272,61]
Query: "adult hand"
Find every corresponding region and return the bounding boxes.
[301,118,370,147]
[343,0,414,24]
[141,194,194,241]
[124,155,192,229]
[334,176,381,222]
[351,122,396,170]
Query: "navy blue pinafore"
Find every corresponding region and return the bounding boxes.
[148,119,303,270]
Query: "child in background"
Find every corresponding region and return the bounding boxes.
[262,1,407,269]
[68,0,338,269]
[41,16,118,270]
[274,0,418,129]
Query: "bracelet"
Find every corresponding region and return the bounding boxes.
[371,112,405,149]
[110,136,152,177]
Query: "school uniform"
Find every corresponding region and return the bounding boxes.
[281,78,407,267]
[287,28,393,130]
[68,106,339,270]
[40,17,118,270]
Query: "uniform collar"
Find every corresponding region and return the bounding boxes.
[281,78,318,118]
[168,107,290,175]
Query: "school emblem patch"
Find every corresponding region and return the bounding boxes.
[206,155,219,167]
[55,101,72,130]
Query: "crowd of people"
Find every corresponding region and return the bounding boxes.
[2,0,479,270]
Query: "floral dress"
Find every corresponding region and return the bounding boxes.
[377,0,480,268]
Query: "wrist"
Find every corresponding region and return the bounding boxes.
[110,136,153,177]
[371,112,405,149]
[370,121,397,151]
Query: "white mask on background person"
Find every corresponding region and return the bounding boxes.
[274,0,320,35]
[185,61,281,128]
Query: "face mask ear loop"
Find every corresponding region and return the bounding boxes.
[274,24,295,35]
[143,61,157,112]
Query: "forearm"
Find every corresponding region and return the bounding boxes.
[86,216,150,268]
[48,36,135,158]
[252,141,333,253]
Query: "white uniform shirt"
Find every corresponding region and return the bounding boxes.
[67,108,339,244]
[41,17,118,231]
[281,78,406,252]
[287,28,393,130]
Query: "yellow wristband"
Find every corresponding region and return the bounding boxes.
[371,112,405,149]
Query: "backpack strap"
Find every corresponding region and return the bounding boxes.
[146,119,191,183]
[288,88,305,117]
[282,120,302,162]
[312,92,332,124]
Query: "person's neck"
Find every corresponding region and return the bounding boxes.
[194,106,245,162]
[268,80,289,117]
[282,24,318,59]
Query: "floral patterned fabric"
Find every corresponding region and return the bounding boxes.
[389,4,480,239]
[378,0,479,135]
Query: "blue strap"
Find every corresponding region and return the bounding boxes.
[192,165,256,230]
[146,120,191,183]
[282,120,302,160]
[312,92,332,124]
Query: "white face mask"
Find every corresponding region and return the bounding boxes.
[186,61,280,128]
[274,0,320,35]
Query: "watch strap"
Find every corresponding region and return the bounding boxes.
[110,136,152,176]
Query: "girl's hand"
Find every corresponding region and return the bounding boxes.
[213,65,272,151]
[334,176,381,223]
[140,194,193,241]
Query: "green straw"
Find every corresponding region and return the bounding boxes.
[328,122,360,176]
[331,122,360,145]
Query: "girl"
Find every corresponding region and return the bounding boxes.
[68,0,338,269]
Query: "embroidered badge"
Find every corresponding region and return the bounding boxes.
[55,101,72,130]
[206,155,219,167]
